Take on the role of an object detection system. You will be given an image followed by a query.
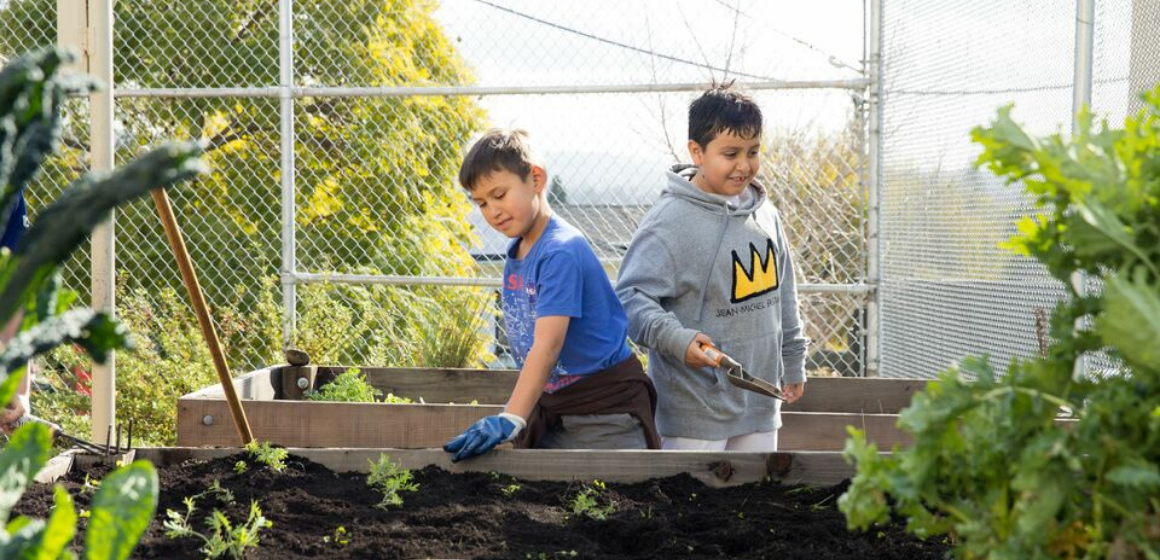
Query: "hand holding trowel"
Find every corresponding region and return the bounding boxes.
[698,342,787,402]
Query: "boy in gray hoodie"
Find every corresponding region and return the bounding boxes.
[616,85,809,451]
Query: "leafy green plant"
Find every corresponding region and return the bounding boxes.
[366,454,418,509]
[0,46,202,559]
[501,483,521,497]
[570,480,615,521]
[243,441,287,473]
[163,491,272,560]
[233,461,248,475]
[839,92,1160,559]
[307,367,381,403]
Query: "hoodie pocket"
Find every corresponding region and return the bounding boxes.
[718,333,784,395]
[652,352,723,413]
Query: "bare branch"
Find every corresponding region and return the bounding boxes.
[641,12,683,164]
[676,3,717,84]
[723,0,743,79]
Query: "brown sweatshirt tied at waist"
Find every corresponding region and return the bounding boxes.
[514,355,661,450]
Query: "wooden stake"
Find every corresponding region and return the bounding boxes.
[152,189,253,445]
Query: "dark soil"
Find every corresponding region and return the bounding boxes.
[14,452,950,560]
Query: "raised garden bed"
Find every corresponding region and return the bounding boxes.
[177,366,927,450]
[16,448,950,560]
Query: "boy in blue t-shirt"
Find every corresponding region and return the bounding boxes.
[444,129,661,462]
[0,193,32,434]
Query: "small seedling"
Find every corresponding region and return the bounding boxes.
[233,461,248,475]
[322,526,350,547]
[501,483,521,497]
[787,486,815,496]
[570,479,615,521]
[367,454,419,509]
[164,494,272,560]
[810,494,835,512]
[204,480,235,505]
[244,440,288,472]
[80,473,102,495]
[381,392,414,404]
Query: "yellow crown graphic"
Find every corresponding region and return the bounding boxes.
[731,239,778,303]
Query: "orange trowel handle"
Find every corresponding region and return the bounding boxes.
[699,342,735,368]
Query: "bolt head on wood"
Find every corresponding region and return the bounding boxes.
[284,347,310,366]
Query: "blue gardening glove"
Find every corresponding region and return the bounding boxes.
[444,412,526,463]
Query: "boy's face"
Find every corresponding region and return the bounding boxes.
[687,130,761,197]
[470,166,548,239]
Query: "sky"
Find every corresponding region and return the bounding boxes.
[432,0,866,206]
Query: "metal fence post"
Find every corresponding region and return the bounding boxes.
[1071,0,1094,380]
[864,0,883,377]
[279,0,297,349]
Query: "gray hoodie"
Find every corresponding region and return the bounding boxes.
[616,165,809,440]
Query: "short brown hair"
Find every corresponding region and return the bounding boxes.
[458,128,543,190]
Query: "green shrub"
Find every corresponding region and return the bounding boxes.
[840,93,1160,559]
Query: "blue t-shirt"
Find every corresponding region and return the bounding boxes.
[501,216,632,393]
[0,194,28,250]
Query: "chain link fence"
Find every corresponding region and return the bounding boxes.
[877,0,1158,378]
[878,0,1075,379]
[2,0,868,379]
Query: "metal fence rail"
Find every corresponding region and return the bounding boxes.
[3,0,870,383]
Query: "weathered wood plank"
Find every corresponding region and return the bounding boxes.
[781,412,909,451]
[34,451,75,484]
[177,400,500,448]
[195,365,924,413]
[183,367,277,400]
[339,366,519,404]
[788,377,928,414]
[359,369,925,413]
[132,447,861,488]
[177,397,904,452]
[184,366,926,415]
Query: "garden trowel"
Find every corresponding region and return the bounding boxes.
[699,343,787,402]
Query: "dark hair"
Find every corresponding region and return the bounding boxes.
[688,82,763,147]
[458,128,543,191]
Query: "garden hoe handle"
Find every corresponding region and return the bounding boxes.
[151,189,254,445]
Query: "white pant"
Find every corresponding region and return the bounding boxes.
[662,429,779,451]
